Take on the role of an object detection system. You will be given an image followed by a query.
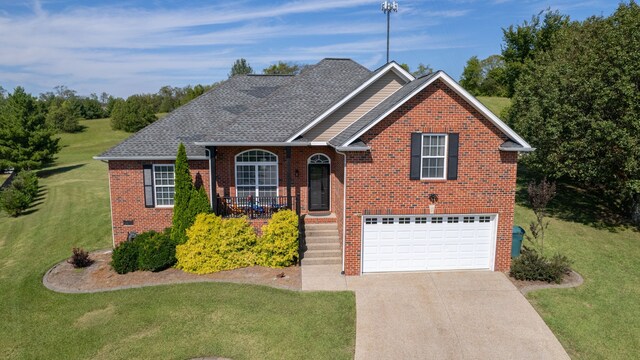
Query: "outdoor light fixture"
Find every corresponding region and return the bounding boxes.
[295,169,300,178]
[381,1,399,64]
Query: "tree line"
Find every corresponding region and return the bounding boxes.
[472,2,640,222]
[459,9,569,98]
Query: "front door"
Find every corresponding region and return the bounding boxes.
[308,162,330,211]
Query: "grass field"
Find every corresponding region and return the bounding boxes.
[480,95,640,358]
[478,96,511,116]
[0,118,356,360]
[514,171,640,359]
[2,108,638,359]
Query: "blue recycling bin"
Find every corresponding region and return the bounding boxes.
[512,226,525,258]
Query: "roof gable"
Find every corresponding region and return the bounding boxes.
[285,61,413,142]
[329,71,533,151]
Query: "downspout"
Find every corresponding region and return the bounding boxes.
[206,146,217,213]
[100,160,116,248]
[335,150,347,275]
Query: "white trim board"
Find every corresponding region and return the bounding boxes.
[285,62,414,143]
[340,71,533,151]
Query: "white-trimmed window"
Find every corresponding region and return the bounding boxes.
[235,150,278,198]
[421,134,447,179]
[153,164,175,206]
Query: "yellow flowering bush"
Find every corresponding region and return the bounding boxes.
[175,213,257,274]
[256,210,299,268]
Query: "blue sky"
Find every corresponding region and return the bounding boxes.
[0,0,619,97]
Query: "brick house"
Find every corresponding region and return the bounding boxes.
[95,59,533,276]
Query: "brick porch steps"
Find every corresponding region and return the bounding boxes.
[302,221,342,266]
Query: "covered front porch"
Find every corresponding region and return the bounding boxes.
[204,145,344,222]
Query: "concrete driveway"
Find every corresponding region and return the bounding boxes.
[302,267,569,359]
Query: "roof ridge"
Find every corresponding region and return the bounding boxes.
[246,74,295,77]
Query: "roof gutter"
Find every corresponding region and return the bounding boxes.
[92,155,209,161]
[499,146,536,152]
[334,145,370,152]
[194,142,312,147]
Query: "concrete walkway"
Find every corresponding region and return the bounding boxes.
[302,267,569,360]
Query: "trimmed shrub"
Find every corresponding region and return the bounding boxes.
[68,247,93,268]
[256,209,299,268]
[176,214,257,274]
[111,240,139,274]
[136,230,176,272]
[510,248,572,283]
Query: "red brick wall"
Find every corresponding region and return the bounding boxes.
[109,160,210,245]
[109,148,345,245]
[343,79,518,275]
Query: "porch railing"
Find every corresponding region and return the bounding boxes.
[216,196,300,219]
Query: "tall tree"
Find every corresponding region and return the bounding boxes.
[459,56,483,96]
[0,87,60,170]
[501,9,570,96]
[263,61,301,75]
[507,2,640,221]
[479,55,508,97]
[229,58,254,77]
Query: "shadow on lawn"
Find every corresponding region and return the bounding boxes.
[516,165,636,232]
[38,164,85,178]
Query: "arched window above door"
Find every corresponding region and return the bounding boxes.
[308,154,330,165]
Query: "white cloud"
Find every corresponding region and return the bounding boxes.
[0,0,471,96]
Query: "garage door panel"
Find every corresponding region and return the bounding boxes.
[362,215,496,273]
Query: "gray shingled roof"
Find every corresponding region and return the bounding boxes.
[328,72,438,147]
[97,75,293,159]
[97,58,371,159]
[198,58,371,143]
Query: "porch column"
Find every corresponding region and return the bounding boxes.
[206,146,217,215]
[285,146,292,209]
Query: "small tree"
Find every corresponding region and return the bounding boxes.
[526,178,556,252]
[262,61,302,75]
[110,95,157,132]
[412,63,433,77]
[229,58,254,77]
[171,143,210,244]
[46,100,81,133]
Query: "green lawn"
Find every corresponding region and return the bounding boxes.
[514,171,640,359]
[0,118,356,360]
[477,96,511,116]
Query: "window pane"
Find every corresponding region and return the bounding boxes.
[237,150,277,163]
[153,165,175,206]
[236,165,256,185]
[237,186,256,198]
[258,165,277,185]
[258,186,277,198]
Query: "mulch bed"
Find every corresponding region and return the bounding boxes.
[44,250,301,293]
[508,270,584,295]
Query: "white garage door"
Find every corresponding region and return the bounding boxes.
[362,214,497,273]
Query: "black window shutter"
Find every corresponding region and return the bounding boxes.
[410,133,422,180]
[143,164,155,208]
[447,133,459,180]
